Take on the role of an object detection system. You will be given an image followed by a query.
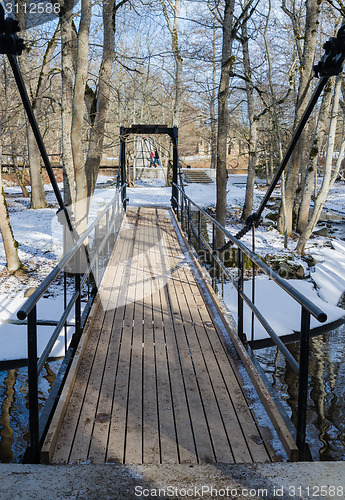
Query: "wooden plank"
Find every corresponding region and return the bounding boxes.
[156,211,198,464]
[150,210,179,463]
[184,269,271,463]
[124,208,145,463]
[169,208,298,461]
[106,209,140,463]
[162,216,235,463]
[87,211,139,463]
[67,219,137,464]
[174,253,269,463]
[141,209,160,463]
[50,226,130,464]
[160,218,216,463]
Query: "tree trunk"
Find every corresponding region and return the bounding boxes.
[85,0,130,197]
[296,74,342,254]
[280,0,321,236]
[210,21,217,170]
[10,141,29,198]
[60,0,76,208]
[72,0,91,235]
[27,128,47,208]
[297,77,335,232]
[216,0,236,247]
[161,0,183,127]
[0,144,22,272]
[241,7,258,221]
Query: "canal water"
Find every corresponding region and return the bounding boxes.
[0,361,60,463]
[255,322,345,461]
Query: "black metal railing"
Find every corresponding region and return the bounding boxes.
[17,184,126,463]
[172,183,327,460]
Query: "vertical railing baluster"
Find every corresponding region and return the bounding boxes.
[27,305,40,463]
[181,192,184,230]
[197,210,201,255]
[75,249,81,340]
[238,250,245,343]
[212,224,216,290]
[106,209,110,257]
[64,271,67,353]
[296,307,311,460]
[187,200,191,241]
[251,225,256,344]
[95,223,99,286]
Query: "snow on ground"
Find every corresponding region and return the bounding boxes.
[0,177,115,361]
[1,174,345,360]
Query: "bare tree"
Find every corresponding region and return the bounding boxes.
[161,0,184,127]
[215,0,236,247]
[297,76,335,232]
[279,0,322,236]
[0,134,23,272]
[296,74,344,254]
[240,0,258,221]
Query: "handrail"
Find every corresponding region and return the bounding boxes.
[172,183,326,323]
[17,184,126,463]
[172,182,327,460]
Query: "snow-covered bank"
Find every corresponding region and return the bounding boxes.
[0,294,74,362]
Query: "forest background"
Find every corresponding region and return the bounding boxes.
[0,0,345,271]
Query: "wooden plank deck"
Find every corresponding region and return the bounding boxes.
[42,207,280,465]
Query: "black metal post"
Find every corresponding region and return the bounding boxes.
[181,191,184,231]
[75,251,81,339]
[64,272,67,354]
[27,305,40,463]
[197,210,201,254]
[119,127,127,210]
[187,200,191,241]
[106,209,110,256]
[238,250,245,344]
[212,224,216,290]
[251,225,256,344]
[296,307,312,460]
[172,126,178,213]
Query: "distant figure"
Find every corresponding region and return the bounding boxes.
[153,148,161,167]
[149,149,155,167]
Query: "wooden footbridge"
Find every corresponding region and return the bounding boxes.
[16,125,328,465]
[41,207,279,464]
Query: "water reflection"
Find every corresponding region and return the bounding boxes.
[0,361,59,463]
[255,323,345,461]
